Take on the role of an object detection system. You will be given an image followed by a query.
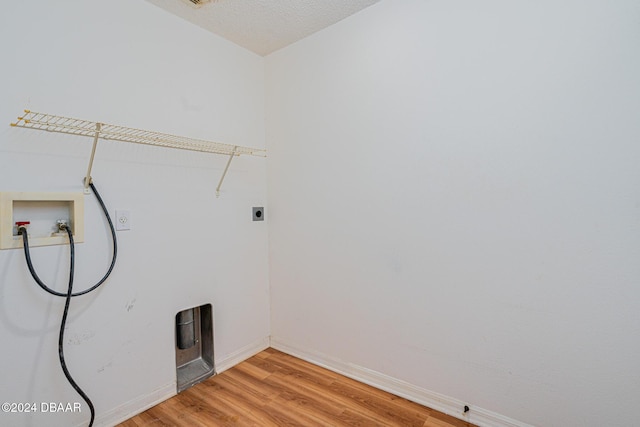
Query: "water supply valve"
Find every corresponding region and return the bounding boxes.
[15,221,30,235]
[51,219,70,237]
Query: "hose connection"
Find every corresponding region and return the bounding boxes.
[57,220,68,231]
[16,221,30,235]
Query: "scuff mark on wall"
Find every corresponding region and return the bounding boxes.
[66,330,95,345]
[97,361,113,373]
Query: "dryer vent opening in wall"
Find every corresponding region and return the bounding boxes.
[175,304,215,393]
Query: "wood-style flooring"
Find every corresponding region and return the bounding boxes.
[118,348,476,427]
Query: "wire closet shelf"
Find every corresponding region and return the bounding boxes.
[11,110,266,157]
[10,110,266,196]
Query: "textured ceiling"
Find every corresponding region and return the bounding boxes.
[145,0,381,56]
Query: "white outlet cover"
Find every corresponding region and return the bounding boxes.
[115,210,131,231]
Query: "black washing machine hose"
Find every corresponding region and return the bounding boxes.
[19,181,117,427]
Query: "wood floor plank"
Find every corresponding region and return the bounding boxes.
[261,352,340,384]
[273,372,400,425]
[327,379,431,427]
[235,359,272,380]
[196,376,287,427]
[118,348,477,427]
[202,373,272,409]
[265,371,344,416]
[222,366,282,401]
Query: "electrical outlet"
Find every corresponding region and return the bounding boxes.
[115,210,131,231]
[252,207,264,221]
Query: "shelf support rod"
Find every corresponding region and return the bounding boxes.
[84,123,102,194]
[216,146,237,198]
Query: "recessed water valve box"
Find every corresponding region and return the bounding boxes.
[0,192,84,249]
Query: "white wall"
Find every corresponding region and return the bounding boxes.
[0,1,269,426]
[265,1,640,426]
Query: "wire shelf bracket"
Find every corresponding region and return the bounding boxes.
[10,110,266,196]
[216,146,237,198]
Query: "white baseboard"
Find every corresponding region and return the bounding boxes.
[94,381,176,427]
[215,335,271,373]
[95,335,270,427]
[270,338,533,427]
